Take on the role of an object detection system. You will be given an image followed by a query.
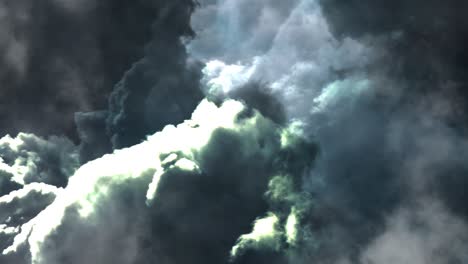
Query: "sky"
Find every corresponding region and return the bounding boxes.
[1,0,468,263]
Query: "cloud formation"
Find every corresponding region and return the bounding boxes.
[3,99,315,264]
[2,0,468,263]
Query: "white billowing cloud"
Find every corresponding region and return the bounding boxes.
[285,207,299,245]
[191,0,376,120]
[0,182,58,206]
[361,199,468,264]
[201,58,259,96]
[0,133,77,262]
[5,99,241,261]
[0,183,59,224]
[0,183,60,262]
[0,133,79,187]
[231,172,314,259]
[231,213,281,258]
[2,99,309,264]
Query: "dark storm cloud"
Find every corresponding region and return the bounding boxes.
[318,0,468,99]
[73,0,204,152]
[288,3,468,262]
[0,0,160,140]
[74,111,111,164]
[106,55,203,149]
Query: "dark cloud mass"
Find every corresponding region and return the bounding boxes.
[2,0,468,264]
[0,0,160,140]
[319,0,468,104]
